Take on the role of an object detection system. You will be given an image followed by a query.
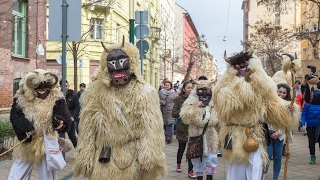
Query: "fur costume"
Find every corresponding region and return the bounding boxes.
[74,41,167,180]
[180,80,219,156]
[272,54,300,87]
[10,69,71,165]
[212,50,300,168]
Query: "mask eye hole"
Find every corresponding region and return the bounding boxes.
[108,60,117,68]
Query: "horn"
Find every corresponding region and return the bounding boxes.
[121,35,125,47]
[245,42,254,56]
[26,74,39,89]
[224,50,231,64]
[295,52,298,59]
[101,41,109,53]
[282,53,295,61]
[44,72,59,87]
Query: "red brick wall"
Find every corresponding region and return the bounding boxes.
[0,0,47,108]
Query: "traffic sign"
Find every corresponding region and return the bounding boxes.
[136,40,149,60]
[135,25,149,39]
[135,11,148,24]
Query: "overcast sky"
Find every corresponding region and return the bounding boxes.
[175,0,244,74]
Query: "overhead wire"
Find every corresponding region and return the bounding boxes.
[223,0,231,50]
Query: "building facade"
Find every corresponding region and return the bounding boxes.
[46,0,161,90]
[0,0,47,108]
[242,0,300,76]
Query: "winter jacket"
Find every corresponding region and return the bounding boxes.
[159,91,176,125]
[66,89,80,122]
[172,95,189,142]
[301,103,320,127]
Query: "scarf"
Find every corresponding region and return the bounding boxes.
[160,88,174,95]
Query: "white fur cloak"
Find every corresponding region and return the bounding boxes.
[212,54,300,167]
[74,42,167,180]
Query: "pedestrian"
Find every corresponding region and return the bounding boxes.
[295,80,302,96]
[172,81,197,179]
[180,79,219,180]
[8,69,72,180]
[263,83,293,180]
[159,77,168,91]
[301,77,320,165]
[159,81,176,143]
[296,78,306,134]
[76,83,86,133]
[59,80,80,148]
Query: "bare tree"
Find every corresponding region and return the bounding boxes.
[257,0,320,59]
[249,20,297,75]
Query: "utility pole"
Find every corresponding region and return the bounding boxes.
[129,0,135,44]
[61,0,68,96]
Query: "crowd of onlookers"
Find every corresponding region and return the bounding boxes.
[157,76,320,180]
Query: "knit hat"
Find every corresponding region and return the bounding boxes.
[80,83,86,88]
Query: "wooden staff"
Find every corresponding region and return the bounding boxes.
[283,72,296,180]
[0,139,26,157]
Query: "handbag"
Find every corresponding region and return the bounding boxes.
[42,128,66,171]
[186,123,208,161]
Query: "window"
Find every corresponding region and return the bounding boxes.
[90,19,103,40]
[13,79,21,96]
[12,0,27,57]
[274,0,280,26]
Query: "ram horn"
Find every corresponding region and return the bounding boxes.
[44,72,59,87]
[101,41,110,53]
[282,53,295,61]
[224,50,231,64]
[121,35,125,47]
[26,74,39,89]
[245,42,254,56]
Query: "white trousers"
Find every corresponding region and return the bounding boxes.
[8,157,57,180]
[227,148,263,180]
[191,153,219,174]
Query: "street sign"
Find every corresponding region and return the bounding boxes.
[135,11,148,24]
[136,40,149,60]
[135,25,149,39]
[56,54,68,64]
[48,0,81,41]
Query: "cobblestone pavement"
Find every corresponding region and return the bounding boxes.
[0,130,319,180]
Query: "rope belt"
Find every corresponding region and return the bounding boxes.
[112,138,138,170]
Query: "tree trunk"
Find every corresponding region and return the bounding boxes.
[313,42,319,59]
[182,51,194,83]
[72,41,78,92]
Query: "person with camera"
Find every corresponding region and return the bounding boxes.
[301,67,320,165]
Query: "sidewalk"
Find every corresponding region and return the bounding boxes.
[0,130,319,180]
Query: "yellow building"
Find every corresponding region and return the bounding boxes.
[46,0,161,90]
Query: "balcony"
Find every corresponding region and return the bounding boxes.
[150,26,161,41]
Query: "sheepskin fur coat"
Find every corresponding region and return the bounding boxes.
[212,53,300,167]
[10,69,71,165]
[180,80,220,156]
[74,42,166,180]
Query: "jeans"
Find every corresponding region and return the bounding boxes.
[164,124,173,141]
[177,141,193,172]
[265,138,284,180]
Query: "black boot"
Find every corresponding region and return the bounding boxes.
[207,175,213,180]
[196,177,203,180]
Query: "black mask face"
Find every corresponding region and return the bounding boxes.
[197,87,212,106]
[106,49,131,87]
[35,81,51,99]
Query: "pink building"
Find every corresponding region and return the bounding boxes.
[183,14,200,79]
